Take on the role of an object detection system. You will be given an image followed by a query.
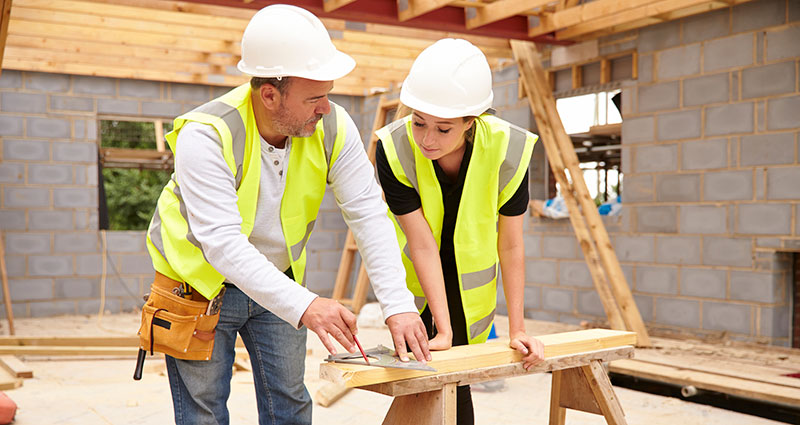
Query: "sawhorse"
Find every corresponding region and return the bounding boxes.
[358,346,633,425]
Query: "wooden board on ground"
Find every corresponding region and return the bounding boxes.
[0,367,21,391]
[314,381,352,407]
[610,358,800,407]
[320,329,635,388]
[0,335,247,347]
[0,356,32,378]
[632,348,800,390]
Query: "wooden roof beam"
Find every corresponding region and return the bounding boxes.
[555,0,739,39]
[323,0,358,12]
[0,0,11,74]
[465,0,553,29]
[398,0,453,21]
[529,0,654,38]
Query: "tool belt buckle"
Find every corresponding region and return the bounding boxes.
[205,286,225,316]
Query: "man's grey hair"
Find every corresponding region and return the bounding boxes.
[250,76,292,93]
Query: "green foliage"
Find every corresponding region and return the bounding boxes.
[102,168,170,230]
[100,120,173,231]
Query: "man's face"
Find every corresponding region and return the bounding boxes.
[272,78,334,138]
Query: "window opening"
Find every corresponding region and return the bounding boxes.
[98,119,173,231]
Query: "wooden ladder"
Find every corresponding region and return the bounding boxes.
[510,40,651,347]
[331,96,400,314]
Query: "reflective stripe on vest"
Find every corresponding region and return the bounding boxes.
[376,114,537,344]
[146,83,345,299]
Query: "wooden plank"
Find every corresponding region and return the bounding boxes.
[610,358,800,407]
[320,329,636,388]
[0,355,32,379]
[398,0,453,22]
[0,232,13,336]
[361,346,634,397]
[556,0,724,39]
[600,58,610,84]
[0,335,249,347]
[580,0,743,38]
[511,40,651,346]
[11,3,242,41]
[549,368,567,425]
[19,0,250,30]
[529,0,655,37]
[314,381,352,407]
[466,0,552,29]
[0,336,139,346]
[382,383,456,425]
[511,41,627,333]
[3,45,218,76]
[556,367,602,414]
[0,346,141,356]
[633,349,800,390]
[0,0,11,73]
[583,360,626,425]
[323,0,358,12]
[0,367,21,391]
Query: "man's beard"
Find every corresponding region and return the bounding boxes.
[273,105,323,138]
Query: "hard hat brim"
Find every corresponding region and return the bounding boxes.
[400,83,494,119]
[238,51,356,81]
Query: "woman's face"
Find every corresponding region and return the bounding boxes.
[410,110,474,161]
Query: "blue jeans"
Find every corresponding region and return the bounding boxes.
[165,285,311,425]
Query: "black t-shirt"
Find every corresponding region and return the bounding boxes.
[375,138,529,346]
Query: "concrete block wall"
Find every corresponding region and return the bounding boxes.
[513,0,799,345]
[0,71,361,317]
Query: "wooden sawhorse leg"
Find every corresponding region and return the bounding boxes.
[382,382,457,425]
[549,360,626,425]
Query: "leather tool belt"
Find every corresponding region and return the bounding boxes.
[137,272,225,361]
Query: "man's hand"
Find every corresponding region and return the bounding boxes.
[509,331,545,371]
[385,312,432,363]
[300,297,357,355]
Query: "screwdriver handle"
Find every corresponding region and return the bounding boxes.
[133,348,146,380]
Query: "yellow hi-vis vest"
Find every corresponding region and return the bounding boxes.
[146,83,347,300]
[376,114,537,344]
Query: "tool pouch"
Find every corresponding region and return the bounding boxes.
[137,273,224,361]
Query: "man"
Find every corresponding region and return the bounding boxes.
[144,5,430,424]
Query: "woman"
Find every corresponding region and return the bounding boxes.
[375,38,545,424]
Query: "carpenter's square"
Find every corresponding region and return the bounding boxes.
[325,344,436,371]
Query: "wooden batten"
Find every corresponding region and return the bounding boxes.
[320,329,636,388]
[0,0,11,74]
[466,0,551,29]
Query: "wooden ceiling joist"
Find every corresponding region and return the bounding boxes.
[465,0,552,29]
[397,0,453,22]
[529,0,655,38]
[323,0,358,12]
[556,0,738,39]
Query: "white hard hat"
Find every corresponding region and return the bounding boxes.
[400,38,493,119]
[237,4,355,81]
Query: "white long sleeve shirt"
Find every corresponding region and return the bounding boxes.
[173,111,416,327]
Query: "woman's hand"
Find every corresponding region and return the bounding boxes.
[509,331,545,371]
[427,331,453,351]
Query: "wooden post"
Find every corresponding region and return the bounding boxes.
[331,97,399,314]
[0,0,11,75]
[0,233,14,335]
[382,383,456,425]
[511,40,650,346]
[154,120,166,152]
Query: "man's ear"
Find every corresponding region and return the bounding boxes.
[259,84,281,112]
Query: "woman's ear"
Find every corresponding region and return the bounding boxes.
[465,117,476,131]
